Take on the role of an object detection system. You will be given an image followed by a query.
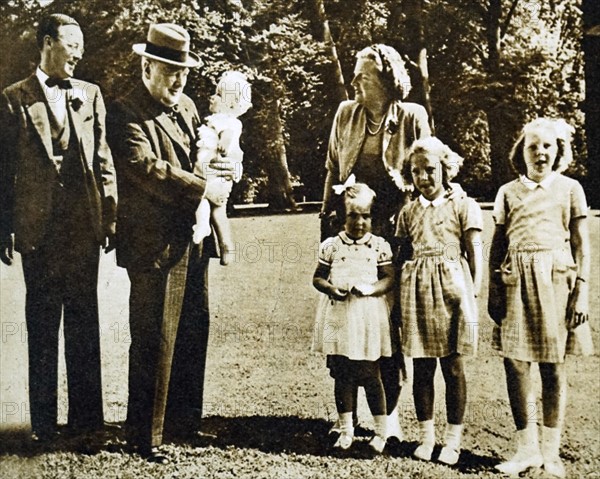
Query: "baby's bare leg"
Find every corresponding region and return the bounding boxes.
[192,199,212,244]
[211,205,234,265]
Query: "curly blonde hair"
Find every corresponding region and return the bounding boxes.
[214,70,252,116]
[406,137,464,188]
[509,118,574,175]
[356,44,412,101]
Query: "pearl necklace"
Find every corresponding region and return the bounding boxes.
[366,114,385,135]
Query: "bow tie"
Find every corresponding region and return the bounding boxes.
[46,77,72,89]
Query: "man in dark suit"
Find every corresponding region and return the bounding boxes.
[107,23,233,464]
[0,14,117,443]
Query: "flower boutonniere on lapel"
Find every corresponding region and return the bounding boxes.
[68,84,86,112]
[70,96,84,112]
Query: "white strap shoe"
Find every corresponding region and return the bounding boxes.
[333,432,353,450]
[495,450,543,475]
[413,442,434,461]
[438,446,460,465]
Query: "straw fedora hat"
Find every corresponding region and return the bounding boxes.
[133,23,202,68]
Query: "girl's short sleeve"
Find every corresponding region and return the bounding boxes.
[394,205,408,238]
[318,237,337,266]
[376,238,393,265]
[570,180,588,219]
[492,186,507,225]
[463,197,483,231]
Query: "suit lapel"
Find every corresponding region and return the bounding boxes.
[21,76,56,166]
[177,101,196,139]
[155,112,191,155]
[66,89,84,142]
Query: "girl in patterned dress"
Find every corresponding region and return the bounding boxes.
[395,137,483,465]
[489,118,592,478]
[313,183,395,453]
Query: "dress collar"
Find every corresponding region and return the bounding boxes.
[339,231,372,245]
[419,194,447,208]
[520,172,557,191]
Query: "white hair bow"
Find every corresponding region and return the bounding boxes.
[332,173,356,195]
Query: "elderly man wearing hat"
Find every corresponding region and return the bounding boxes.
[107,23,234,463]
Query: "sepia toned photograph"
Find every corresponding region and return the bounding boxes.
[1,0,599,477]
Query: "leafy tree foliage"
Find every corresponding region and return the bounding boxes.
[0,0,587,203]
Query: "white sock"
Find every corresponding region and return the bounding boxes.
[542,426,561,458]
[445,423,463,450]
[339,412,354,436]
[373,415,387,438]
[419,419,435,446]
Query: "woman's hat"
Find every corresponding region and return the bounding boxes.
[133,23,202,68]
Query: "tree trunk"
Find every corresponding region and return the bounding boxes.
[308,0,348,103]
[392,0,434,131]
[583,0,600,208]
[485,0,517,190]
[262,92,297,211]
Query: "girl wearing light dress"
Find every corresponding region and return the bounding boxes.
[489,118,593,478]
[395,137,483,466]
[312,183,394,454]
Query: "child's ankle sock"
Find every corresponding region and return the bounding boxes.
[338,412,354,437]
[333,412,354,450]
[414,419,435,461]
[369,415,387,453]
[445,423,463,450]
[438,423,462,465]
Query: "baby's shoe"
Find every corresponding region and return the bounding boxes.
[413,419,435,461]
[495,425,543,475]
[542,426,566,479]
[438,423,463,466]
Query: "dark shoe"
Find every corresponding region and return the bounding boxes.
[62,430,103,455]
[188,430,217,440]
[101,421,122,433]
[31,429,60,444]
[141,446,170,464]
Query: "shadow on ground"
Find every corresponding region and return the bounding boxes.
[0,416,500,473]
[181,415,499,471]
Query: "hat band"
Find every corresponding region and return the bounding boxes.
[145,41,189,63]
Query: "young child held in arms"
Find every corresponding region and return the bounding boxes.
[312,183,395,454]
[395,137,483,466]
[193,71,251,265]
[489,118,593,478]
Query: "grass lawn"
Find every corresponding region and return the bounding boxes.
[1,210,599,478]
